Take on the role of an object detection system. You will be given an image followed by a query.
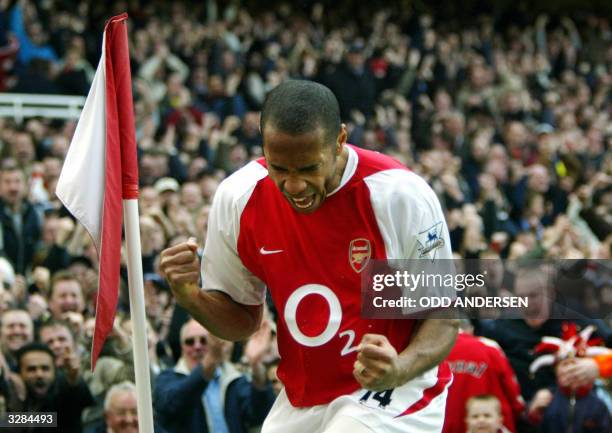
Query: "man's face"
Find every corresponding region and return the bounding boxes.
[1,311,33,352]
[180,321,209,366]
[0,169,26,206]
[49,280,84,318]
[504,122,527,148]
[200,177,219,204]
[43,157,61,181]
[139,186,159,213]
[20,351,55,399]
[263,125,344,214]
[180,182,203,211]
[39,325,74,365]
[106,390,138,433]
[465,401,503,433]
[13,133,35,164]
[42,215,59,244]
[514,272,552,327]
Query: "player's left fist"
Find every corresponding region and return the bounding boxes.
[353,334,402,391]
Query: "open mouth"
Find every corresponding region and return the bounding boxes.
[291,194,315,210]
[33,380,49,395]
[8,335,26,347]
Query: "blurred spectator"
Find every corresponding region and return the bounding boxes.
[557,352,612,385]
[81,354,132,433]
[319,40,377,121]
[54,38,94,96]
[86,380,167,433]
[47,270,84,322]
[101,381,139,433]
[465,394,511,433]
[0,309,33,371]
[0,162,43,274]
[0,0,19,92]
[8,342,93,433]
[154,319,275,433]
[0,348,26,418]
[477,264,611,402]
[9,1,57,66]
[527,359,612,433]
[38,319,82,370]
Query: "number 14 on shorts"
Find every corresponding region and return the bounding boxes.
[359,389,394,409]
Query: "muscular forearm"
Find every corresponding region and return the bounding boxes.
[177,287,263,341]
[397,317,459,383]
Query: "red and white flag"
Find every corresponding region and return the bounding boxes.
[56,13,138,369]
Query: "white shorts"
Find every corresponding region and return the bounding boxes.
[261,365,451,433]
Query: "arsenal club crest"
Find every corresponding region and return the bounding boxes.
[349,238,371,273]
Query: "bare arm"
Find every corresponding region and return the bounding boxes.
[396,317,458,382]
[160,239,262,341]
[180,289,262,341]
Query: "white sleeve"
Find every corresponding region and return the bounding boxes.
[201,162,267,305]
[365,169,453,260]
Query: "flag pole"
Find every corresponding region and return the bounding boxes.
[123,199,155,432]
[55,11,155,432]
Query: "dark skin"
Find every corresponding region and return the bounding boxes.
[264,124,348,214]
[160,122,458,390]
[20,351,55,399]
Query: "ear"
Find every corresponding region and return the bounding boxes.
[336,124,348,155]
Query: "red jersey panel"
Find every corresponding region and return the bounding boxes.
[202,145,453,407]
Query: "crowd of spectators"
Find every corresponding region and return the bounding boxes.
[0,0,610,432]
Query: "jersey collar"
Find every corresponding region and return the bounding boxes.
[327,144,358,197]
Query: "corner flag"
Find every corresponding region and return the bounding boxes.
[56,13,138,369]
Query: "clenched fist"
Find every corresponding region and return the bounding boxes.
[160,238,201,303]
[353,334,403,391]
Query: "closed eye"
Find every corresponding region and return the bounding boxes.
[270,164,321,173]
[298,164,321,173]
[270,165,288,173]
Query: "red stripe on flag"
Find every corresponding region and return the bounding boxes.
[395,362,453,418]
[111,15,139,201]
[91,13,138,368]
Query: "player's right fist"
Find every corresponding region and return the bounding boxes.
[160,238,201,302]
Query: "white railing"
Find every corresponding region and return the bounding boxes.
[0,93,85,123]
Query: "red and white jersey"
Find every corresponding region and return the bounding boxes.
[202,145,453,407]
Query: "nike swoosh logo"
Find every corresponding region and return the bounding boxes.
[259,247,283,255]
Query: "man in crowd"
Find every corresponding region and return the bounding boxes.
[39,319,82,370]
[102,381,138,433]
[154,319,275,433]
[0,161,42,274]
[48,270,85,319]
[0,308,34,371]
[10,342,93,433]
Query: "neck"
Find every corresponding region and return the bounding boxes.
[326,146,349,194]
[183,357,197,371]
[525,317,547,328]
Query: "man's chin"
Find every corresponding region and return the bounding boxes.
[8,342,25,352]
[32,386,50,398]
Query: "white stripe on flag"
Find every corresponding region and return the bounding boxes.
[56,40,107,251]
